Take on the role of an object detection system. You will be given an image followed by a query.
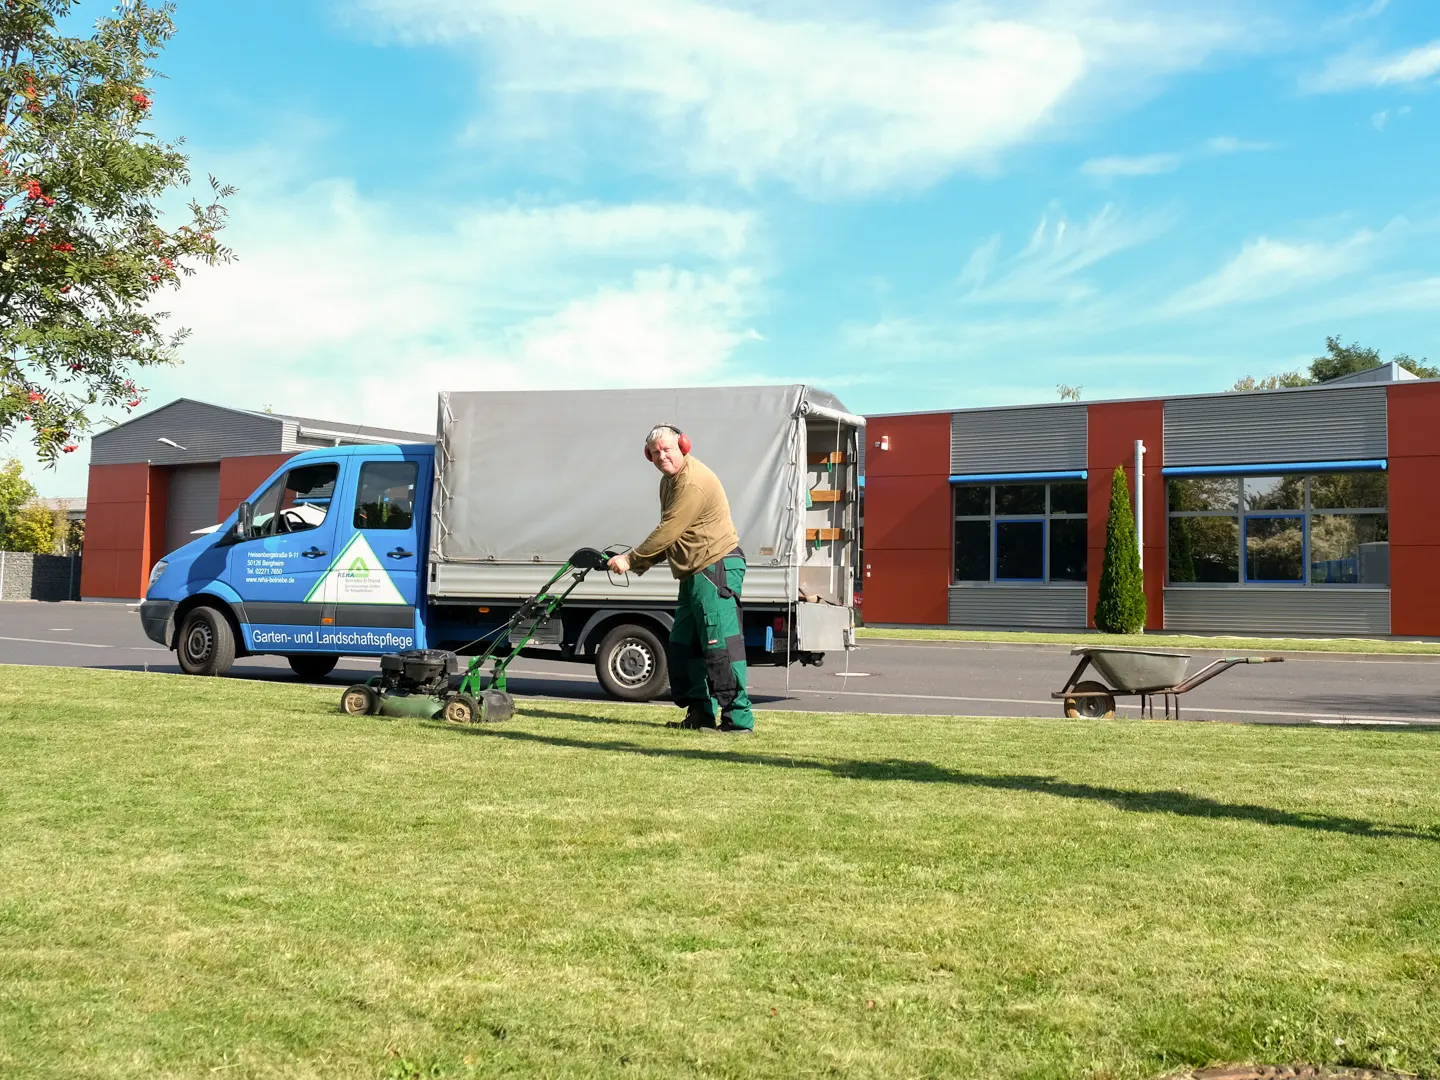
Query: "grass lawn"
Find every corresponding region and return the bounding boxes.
[2,667,1438,1080]
[858,626,1440,656]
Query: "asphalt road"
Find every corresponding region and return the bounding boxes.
[4,600,1440,727]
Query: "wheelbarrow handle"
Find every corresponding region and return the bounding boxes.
[1245,656,1285,663]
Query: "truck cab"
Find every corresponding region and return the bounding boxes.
[142,444,433,680]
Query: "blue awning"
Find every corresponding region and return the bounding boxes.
[1161,459,1386,477]
[949,470,1087,484]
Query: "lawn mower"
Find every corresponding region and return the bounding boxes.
[338,546,617,724]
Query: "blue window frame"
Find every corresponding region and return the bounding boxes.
[1169,472,1388,587]
[953,482,1087,585]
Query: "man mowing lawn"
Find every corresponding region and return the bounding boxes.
[608,423,754,734]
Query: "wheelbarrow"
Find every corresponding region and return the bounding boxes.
[1052,647,1284,719]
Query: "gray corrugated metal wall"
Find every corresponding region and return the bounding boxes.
[164,465,221,554]
[1164,387,1387,466]
[951,405,1087,474]
[949,586,1088,629]
[1164,589,1390,635]
[91,399,285,466]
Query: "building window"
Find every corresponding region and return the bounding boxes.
[953,482,1087,584]
[1168,472,1388,586]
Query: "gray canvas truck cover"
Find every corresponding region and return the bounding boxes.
[428,385,862,607]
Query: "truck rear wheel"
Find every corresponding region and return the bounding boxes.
[177,606,236,677]
[595,624,668,702]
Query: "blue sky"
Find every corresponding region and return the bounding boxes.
[15,0,1440,495]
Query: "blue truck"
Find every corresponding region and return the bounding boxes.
[141,385,863,700]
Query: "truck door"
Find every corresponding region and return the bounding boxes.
[318,454,424,652]
[227,459,345,653]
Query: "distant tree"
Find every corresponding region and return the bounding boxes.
[63,510,81,552]
[1057,383,1083,401]
[0,455,35,544]
[1230,372,1308,392]
[1232,335,1437,391]
[6,498,61,552]
[1308,335,1439,382]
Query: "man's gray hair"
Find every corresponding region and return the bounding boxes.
[645,424,681,448]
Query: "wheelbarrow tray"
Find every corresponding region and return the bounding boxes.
[1073,647,1190,693]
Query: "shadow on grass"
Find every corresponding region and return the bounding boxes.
[441,724,1439,843]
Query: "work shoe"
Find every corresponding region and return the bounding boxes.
[666,710,716,730]
[715,722,754,735]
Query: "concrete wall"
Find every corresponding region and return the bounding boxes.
[0,551,83,601]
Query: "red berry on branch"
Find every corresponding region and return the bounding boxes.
[127,398,141,407]
[62,444,77,453]
[23,236,36,243]
[149,273,160,282]
[59,285,71,293]
[52,242,73,252]
[28,391,42,402]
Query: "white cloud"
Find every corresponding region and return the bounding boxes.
[1162,229,1384,314]
[1080,152,1182,177]
[87,141,766,437]
[1206,135,1272,153]
[960,204,1172,305]
[351,0,1253,196]
[1307,39,1440,92]
[1372,104,1412,129]
[1322,0,1390,32]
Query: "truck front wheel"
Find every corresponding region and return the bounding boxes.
[288,654,339,681]
[595,624,668,702]
[177,606,236,677]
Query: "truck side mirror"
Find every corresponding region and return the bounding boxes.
[237,501,254,540]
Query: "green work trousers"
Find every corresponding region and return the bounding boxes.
[668,554,753,729]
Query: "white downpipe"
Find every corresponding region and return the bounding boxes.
[1134,439,1146,571]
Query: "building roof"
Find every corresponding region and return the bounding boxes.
[863,364,1437,419]
[234,408,434,446]
[36,497,86,518]
[88,398,433,468]
[1323,361,1420,386]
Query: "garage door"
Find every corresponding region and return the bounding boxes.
[164,465,222,554]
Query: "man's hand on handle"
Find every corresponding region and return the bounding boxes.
[607,552,631,575]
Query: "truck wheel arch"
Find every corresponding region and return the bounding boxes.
[171,594,248,657]
[575,609,673,657]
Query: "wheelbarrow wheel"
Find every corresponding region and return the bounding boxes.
[1064,681,1116,719]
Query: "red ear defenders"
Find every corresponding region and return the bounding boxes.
[644,424,691,462]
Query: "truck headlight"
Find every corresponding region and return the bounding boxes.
[147,560,168,590]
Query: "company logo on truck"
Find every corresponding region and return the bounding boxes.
[306,534,406,605]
